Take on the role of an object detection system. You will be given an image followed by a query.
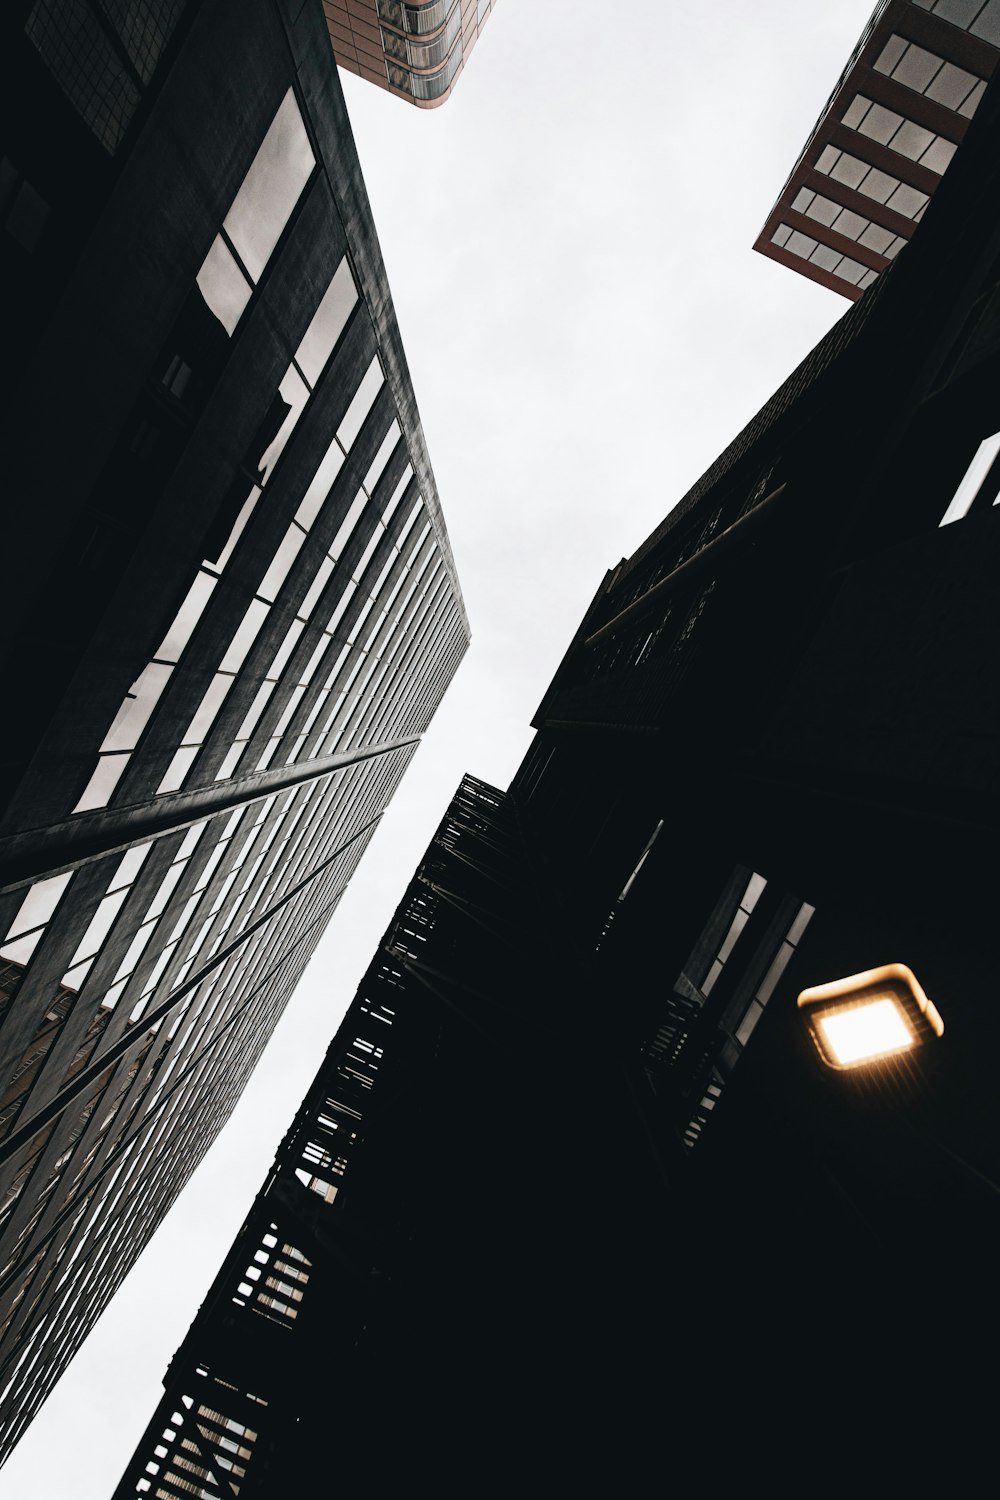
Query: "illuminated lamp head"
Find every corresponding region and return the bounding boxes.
[797,963,944,1071]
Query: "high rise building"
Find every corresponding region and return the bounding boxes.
[118,39,1000,1490]
[0,0,468,1460]
[324,0,497,107]
[754,0,999,298]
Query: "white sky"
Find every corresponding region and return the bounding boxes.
[1,2,876,1493]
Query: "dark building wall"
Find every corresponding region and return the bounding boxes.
[0,0,468,1461]
[505,53,1000,1371]
[113,777,677,1496]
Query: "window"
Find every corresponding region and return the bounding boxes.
[814,145,930,219]
[939,430,1000,523]
[221,89,314,282]
[913,0,1000,48]
[841,94,958,174]
[771,223,879,289]
[874,34,986,116]
[0,872,73,965]
[789,188,907,259]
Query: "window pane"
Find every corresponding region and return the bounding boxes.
[804,194,839,228]
[212,488,260,575]
[858,222,895,254]
[110,844,151,891]
[886,181,928,217]
[832,208,867,241]
[258,367,310,486]
[73,752,130,813]
[363,420,402,495]
[66,887,129,968]
[735,999,765,1047]
[101,662,173,753]
[196,235,253,336]
[295,258,358,386]
[157,744,200,795]
[295,440,345,531]
[971,0,1000,45]
[329,490,369,561]
[381,464,413,528]
[156,570,217,663]
[939,431,1000,524]
[325,583,357,637]
[397,497,424,548]
[858,102,903,145]
[299,556,335,621]
[237,680,276,740]
[841,94,869,129]
[874,35,908,74]
[223,88,314,282]
[267,620,305,681]
[925,60,977,110]
[959,77,987,118]
[891,119,935,161]
[827,153,869,190]
[920,137,957,174]
[352,522,384,584]
[185,673,235,745]
[219,599,270,673]
[859,167,899,204]
[786,230,819,259]
[927,0,978,25]
[336,356,384,452]
[4,871,73,940]
[893,42,942,93]
[257,526,306,604]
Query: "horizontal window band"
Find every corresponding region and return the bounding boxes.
[0,734,421,897]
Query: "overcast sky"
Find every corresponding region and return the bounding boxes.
[2,2,875,1493]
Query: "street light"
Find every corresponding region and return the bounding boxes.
[797,963,944,1071]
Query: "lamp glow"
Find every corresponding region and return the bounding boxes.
[797,963,943,1071]
[815,997,913,1067]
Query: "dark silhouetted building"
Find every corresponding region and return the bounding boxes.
[116,43,1000,1493]
[325,0,497,107]
[0,0,468,1461]
[755,0,999,297]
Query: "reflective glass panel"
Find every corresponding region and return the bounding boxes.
[197,235,253,335]
[5,871,73,940]
[219,599,270,673]
[363,420,402,495]
[101,662,173,752]
[223,89,315,282]
[73,752,130,813]
[296,258,358,386]
[295,440,345,530]
[336,356,384,452]
[257,526,307,604]
[258,367,310,485]
[329,491,369,561]
[156,570,217,663]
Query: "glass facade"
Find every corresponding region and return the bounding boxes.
[0,0,468,1464]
